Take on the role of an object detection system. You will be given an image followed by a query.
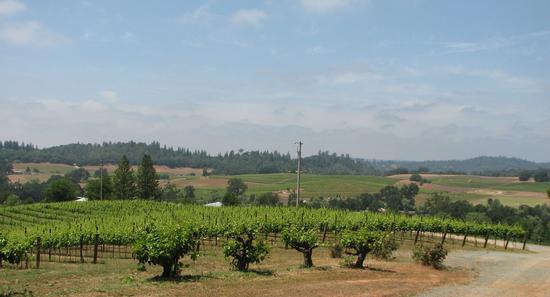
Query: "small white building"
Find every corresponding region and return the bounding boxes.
[204,201,222,207]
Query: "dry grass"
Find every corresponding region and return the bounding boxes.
[0,245,471,297]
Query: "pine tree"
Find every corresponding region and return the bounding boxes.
[113,155,136,200]
[136,154,160,200]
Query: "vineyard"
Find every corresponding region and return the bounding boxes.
[0,201,526,271]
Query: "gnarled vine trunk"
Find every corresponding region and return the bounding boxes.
[303,249,313,268]
[162,264,172,278]
[355,252,366,268]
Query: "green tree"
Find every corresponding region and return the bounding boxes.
[183,185,196,203]
[423,192,451,216]
[84,176,113,200]
[136,154,160,200]
[400,184,419,211]
[65,168,90,183]
[379,186,402,212]
[113,155,136,200]
[43,178,80,202]
[534,170,550,182]
[93,168,109,178]
[256,192,279,206]
[226,178,247,196]
[160,183,181,202]
[222,192,240,206]
[133,225,199,278]
[4,194,22,206]
[340,230,389,268]
[409,173,423,182]
[0,159,11,204]
[518,171,531,182]
[222,225,269,271]
[282,226,319,268]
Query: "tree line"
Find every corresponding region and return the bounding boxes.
[0,154,162,205]
[0,141,379,175]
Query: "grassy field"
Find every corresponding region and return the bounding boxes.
[391,174,550,207]
[171,173,396,199]
[416,175,550,193]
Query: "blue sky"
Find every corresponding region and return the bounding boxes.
[1,0,549,161]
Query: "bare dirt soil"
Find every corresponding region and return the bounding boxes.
[0,246,471,297]
[418,244,550,297]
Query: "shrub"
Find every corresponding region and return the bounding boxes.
[412,243,448,269]
[329,242,343,258]
[371,233,399,261]
[518,171,531,182]
[256,192,280,206]
[409,174,423,182]
[534,171,550,182]
[0,233,6,265]
[282,226,319,268]
[340,229,389,268]
[133,225,199,278]
[222,192,241,206]
[223,225,269,271]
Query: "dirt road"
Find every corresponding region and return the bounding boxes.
[418,244,550,297]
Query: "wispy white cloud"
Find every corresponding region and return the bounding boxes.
[307,45,330,55]
[0,21,69,47]
[447,66,542,93]
[316,70,383,84]
[179,4,216,25]
[121,31,135,43]
[230,9,268,27]
[439,30,550,54]
[0,0,26,16]
[100,90,118,103]
[299,0,361,14]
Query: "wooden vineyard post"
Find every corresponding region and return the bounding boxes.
[441,226,448,245]
[79,235,84,263]
[483,232,490,248]
[322,223,328,243]
[93,233,99,264]
[522,232,529,251]
[504,233,510,250]
[35,237,41,269]
[461,228,469,247]
[48,228,52,261]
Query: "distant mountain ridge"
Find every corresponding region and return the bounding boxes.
[376,156,550,174]
[0,141,548,176]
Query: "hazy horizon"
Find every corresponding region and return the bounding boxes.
[1,1,550,161]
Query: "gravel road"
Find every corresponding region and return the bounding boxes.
[418,243,550,297]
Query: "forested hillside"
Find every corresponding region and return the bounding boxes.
[377,156,550,176]
[0,141,379,175]
[1,141,548,176]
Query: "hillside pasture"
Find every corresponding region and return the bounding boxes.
[392,174,550,207]
[170,173,396,199]
[8,162,204,184]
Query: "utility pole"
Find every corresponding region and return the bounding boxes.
[100,159,103,200]
[295,140,303,207]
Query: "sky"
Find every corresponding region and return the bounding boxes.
[0,0,549,161]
